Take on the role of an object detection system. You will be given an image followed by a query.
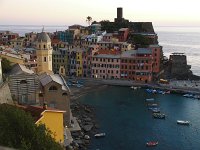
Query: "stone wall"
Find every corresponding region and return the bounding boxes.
[0,82,13,104]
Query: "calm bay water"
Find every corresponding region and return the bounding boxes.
[79,86,200,150]
[0,25,200,75]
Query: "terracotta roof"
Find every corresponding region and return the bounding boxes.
[16,105,65,122]
[51,39,61,44]
[96,49,120,55]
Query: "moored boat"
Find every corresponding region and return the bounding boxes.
[151,108,160,113]
[145,98,155,101]
[148,103,158,107]
[177,120,190,125]
[183,93,194,98]
[153,113,165,119]
[94,133,106,138]
[146,141,158,147]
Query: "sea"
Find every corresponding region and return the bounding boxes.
[0,25,200,76]
[79,86,200,150]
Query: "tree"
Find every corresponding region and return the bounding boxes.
[1,57,12,73]
[86,16,92,26]
[0,104,63,150]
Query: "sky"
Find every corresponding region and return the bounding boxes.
[1,0,200,26]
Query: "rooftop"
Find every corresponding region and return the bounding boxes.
[36,32,51,43]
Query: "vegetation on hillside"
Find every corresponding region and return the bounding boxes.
[0,104,63,150]
[1,57,12,73]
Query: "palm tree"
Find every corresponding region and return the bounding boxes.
[86,16,92,26]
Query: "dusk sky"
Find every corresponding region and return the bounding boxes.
[1,0,200,26]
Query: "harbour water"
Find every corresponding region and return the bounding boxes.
[79,86,200,150]
[0,25,200,75]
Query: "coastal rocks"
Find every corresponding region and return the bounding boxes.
[71,101,100,150]
[84,135,90,140]
[83,124,93,132]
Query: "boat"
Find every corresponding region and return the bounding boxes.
[177,120,190,125]
[148,103,158,107]
[165,90,171,94]
[130,86,139,90]
[94,133,106,138]
[146,141,158,147]
[183,94,193,98]
[151,108,160,113]
[153,113,165,119]
[145,98,155,102]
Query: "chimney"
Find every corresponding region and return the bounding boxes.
[43,101,47,110]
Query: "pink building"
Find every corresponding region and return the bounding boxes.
[121,49,154,82]
[92,50,121,79]
[118,28,129,42]
[102,33,113,42]
[149,45,162,74]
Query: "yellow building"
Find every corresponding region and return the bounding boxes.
[76,49,83,77]
[10,37,25,50]
[36,31,53,73]
[24,105,66,143]
[0,51,24,65]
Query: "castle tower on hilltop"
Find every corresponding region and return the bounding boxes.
[117,7,123,20]
[36,30,53,73]
[115,7,129,23]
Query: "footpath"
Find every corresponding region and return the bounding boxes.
[76,78,200,95]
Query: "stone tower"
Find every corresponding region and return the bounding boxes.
[36,30,53,73]
[117,7,123,19]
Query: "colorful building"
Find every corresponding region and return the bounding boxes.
[0,51,25,65]
[36,31,53,74]
[25,32,37,47]
[92,50,121,79]
[118,28,129,42]
[121,49,153,82]
[52,48,68,74]
[10,37,26,50]
[9,64,39,104]
[21,104,66,144]
[38,73,71,126]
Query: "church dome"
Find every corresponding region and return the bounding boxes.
[37,32,51,43]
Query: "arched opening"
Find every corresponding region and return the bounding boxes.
[20,80,27,84]
[62,92,68,96]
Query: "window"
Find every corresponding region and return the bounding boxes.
[44,57,47,62]
[61,68,64,73]
[44,44,46,49]
[20,80,27,84]
[49,86,58,91]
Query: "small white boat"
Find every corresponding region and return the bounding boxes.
[177,120,190,125]
[145,98,155,101]
[130,86,138,90]
[94,133,106,138]
[146,141,158,147]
